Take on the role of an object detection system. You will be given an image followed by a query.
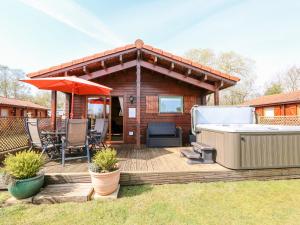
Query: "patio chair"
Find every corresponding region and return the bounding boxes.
[93,118,105,133]
[61,119,90,166]
[89,118,108,148]
[25,118,60,159]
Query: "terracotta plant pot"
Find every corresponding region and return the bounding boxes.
[89,169,120,196]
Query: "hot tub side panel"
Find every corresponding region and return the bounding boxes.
[240,133,300,169]
[196,130,241,169]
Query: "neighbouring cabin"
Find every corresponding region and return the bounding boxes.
[243,91,300,117]
[27,39,239,147]
[0,96,48,118]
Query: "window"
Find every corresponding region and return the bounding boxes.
[88,97,109,119]
[159,96,183,113]
[264,107,274,117]
[1,108,8,117]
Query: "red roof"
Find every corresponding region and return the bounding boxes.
[27,39,240,82]
[0,96,48,110]
[243,91,300,107]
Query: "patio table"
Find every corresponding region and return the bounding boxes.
[41,131,66,144]
[41,131,66,135]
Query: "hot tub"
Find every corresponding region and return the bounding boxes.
[196,124,300,169]
[191,106,300,169]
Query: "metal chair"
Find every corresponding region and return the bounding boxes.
[89,118,109,149]
[25,118,60,159]
[61,119,90,166]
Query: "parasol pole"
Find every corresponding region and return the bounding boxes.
[70,84,75,119]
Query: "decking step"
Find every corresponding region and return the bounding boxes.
[180,149,201,159]
[191,142,214,152]
[33,183,94,204]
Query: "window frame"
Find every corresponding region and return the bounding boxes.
[158,96,183,114]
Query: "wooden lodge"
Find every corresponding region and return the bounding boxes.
[244,91,300,117]
[27,39,239,147]
[0,96,48,118]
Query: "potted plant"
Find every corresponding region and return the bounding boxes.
[89,148,120,196]
[3,150,44,199]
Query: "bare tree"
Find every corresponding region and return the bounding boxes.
[281,66,300,92]
[184,49,216,68]
[185,49,257,105]
[0,65,31,99]
[0,65,10,97]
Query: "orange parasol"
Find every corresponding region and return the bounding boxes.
[21,76,112,118]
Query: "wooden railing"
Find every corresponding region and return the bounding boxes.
[0,117,64,154]
[258,116,300,126]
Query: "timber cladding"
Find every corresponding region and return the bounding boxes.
[72,95,87,119]
[94,68,204,144]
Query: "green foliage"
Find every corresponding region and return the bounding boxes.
[0,191,10,205]
[92,148,118,173]
[4,150,44,180]
[264,82,283,95]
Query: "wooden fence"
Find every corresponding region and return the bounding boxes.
[0,117,64,154]
[258,116,300,126]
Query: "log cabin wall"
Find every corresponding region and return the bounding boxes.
[73,95,87,119]
[94,68,204,144]
[0,105,47,117]
[255,103,300,116]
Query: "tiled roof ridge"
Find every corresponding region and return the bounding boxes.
[243,90,300,106]
[0,96,48,109]
[27,39,240,82]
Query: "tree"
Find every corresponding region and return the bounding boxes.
[33,92,51,108]
[185,49,257,105]
[0,65,31,99]
[0,64,66,109]
[279,66,300,92]
[264,82,283,95]
[184,49,216,68]
[32,91,65,109]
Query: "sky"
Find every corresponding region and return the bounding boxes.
[0,0,299,93]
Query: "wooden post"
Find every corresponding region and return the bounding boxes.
[103,96,106,119]
[51,91,57,130]
[281,104,285,116]
[214,83,220,106]
[65,93,70,118]
[136,52,141,149]
[109,95,112,142]
[201,95,207,105]
[214,90,219,105]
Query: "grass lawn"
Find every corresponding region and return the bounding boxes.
[1,180,300,225]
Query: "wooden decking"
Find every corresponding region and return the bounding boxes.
[43,147,300,185]
[44,147,225,173]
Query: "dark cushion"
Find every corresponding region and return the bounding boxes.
[148,122,176,135]
[149,134,176,138]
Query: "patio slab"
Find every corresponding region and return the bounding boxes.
[92,185,120,200]
[33,183,93,204]
[5,196,33,206]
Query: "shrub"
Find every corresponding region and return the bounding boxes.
[91,148,118,173]
[4,150,44,180]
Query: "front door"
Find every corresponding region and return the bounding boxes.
[110,96,124,142]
